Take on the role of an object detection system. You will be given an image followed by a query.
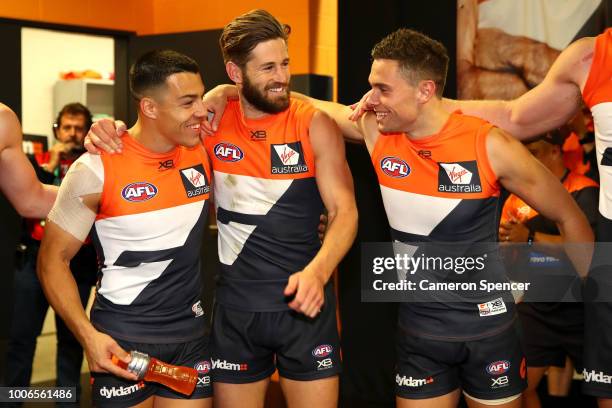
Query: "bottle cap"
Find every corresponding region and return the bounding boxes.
[127,351,151,379]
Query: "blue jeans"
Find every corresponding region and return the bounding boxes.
[4,242,96,406]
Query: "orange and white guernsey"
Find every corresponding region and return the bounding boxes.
[204,98,326,311]
[371,112,515,341]
[583,28,612,239]
[501,171,598,224]
[86,135,211,343]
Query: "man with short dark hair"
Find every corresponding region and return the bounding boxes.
[87,10,358,408]
[207,11,356,408]
[202,27,593,407]
[41,102,92,176]
[38,50,213,408]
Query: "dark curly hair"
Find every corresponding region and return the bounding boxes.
[372,28,449,97]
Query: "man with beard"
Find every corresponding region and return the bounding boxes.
[86,10,357,408]
[200,28,593,408]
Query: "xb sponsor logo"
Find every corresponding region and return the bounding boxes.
[250,130,267,141]
[99,382,145,398]
[395,375,434,387]
[478,298,507,317]
[380,156,411,178]
[486,360,510,376]
[317,358,334,371]
[214,142,244,162]
[194,360,211,387]
[312,344,333,358]
[490,375,509,388]
[158,159,174,170]
[121,182,158,202]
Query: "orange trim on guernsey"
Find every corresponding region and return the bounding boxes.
[583,28,612,109]
[205,98,317,180]
[371,112,499,199]
[501,171,598,223]
[97,135,211,220]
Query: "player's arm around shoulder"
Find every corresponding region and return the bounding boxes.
[37,156,136,380]
[0,104,57,218]
[293,90,382,146]
[309,109,358,257]
[486,127,593,274]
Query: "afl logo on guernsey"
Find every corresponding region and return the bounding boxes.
[381,156,411,178]
[121,182,158,202]
[194,360,211,374]
[214,142,244,162]
[486,360,510,376]
[312,344,333,358]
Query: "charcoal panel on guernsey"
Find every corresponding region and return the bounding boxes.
[205,98,326,311]
[88,136,211,343]
[371,113,515,341]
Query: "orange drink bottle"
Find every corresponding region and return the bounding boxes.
[112,351,197,396]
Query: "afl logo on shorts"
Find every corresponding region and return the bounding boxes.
[381,156,411,178]
[121,182,158,202]
[194,360,211,374]
[312,344,333,358]
[214,142,244,162]
[486,360,510,376]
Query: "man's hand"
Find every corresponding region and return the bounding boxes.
[283,269,326,318]
[50,141,77,155]
[200,85,235,136]
[499,219,529,243]
[43,141,78,173]
[348,89,374,121]
[84,119,127,154]
[318,214,328,242]
[83,329,138,381]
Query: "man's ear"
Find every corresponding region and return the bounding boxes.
[140,97,158,120]
[416,80,437,104]
[226,61,243,85]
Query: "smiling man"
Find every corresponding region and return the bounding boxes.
[203,11,357,408]
[37,50,213,407]
[201,27,593,408]
[85,10,357,408]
